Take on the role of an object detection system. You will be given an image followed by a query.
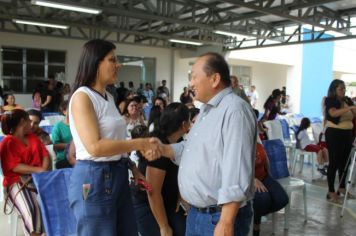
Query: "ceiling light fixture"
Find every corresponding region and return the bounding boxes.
[12,19,69,29]
[169,39,203,46]
[213,30,254,40]
[31,0,102,14]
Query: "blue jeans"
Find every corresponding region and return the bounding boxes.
[132,199,160,236]
[253,175,289,224]
[186,201,253,236]
[132,195,186,236]
[68,160,138,236]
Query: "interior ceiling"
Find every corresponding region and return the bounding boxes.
[0,0,356,50]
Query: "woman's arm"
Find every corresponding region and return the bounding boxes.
[71,92,157,158]
[146,166,172,235]
[328,105,356,118]
[13,164,46,174]
[42,155,50,171]
[67,141,77,166]
[41,95,52,107]
[53,143,68,151]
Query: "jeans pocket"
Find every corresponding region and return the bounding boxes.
[86,164,114,202]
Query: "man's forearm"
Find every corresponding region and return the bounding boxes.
[220,201,241,224]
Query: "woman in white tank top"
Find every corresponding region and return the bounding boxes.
[67,39,160,236]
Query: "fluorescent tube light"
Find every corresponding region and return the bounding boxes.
[32,0,102,14]
[13,19,69,29]
[213,30,254,40]
[169,39,203,46]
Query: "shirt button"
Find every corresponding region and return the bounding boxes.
[186,149,190,152]
[194,133,198,136]
[105,188,112,194]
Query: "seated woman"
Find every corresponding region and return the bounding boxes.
[123,98,146,139]
[146,103,189,236]
[51,101,73,169]
[296,117,329,175]
[253,139,289,236]
[2,93,23,112]
[0,109,50,236]
[27,109,51,145]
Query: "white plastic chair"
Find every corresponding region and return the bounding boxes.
[46,144,57,170]
[263,139,308,232]
[292,149,317,180]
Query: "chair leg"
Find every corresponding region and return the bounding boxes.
[11,212,18,236]
[292,152,298,176]
[311,154,315,181]
[299,155,304,173]
[284,192,292,230]
[303,185,308,222]
[272,213,277,234]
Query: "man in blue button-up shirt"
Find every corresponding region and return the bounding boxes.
[153,52,256,236]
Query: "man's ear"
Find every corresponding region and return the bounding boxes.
[211,73,221,89]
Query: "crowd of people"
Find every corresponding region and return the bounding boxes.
[0,38,354,236]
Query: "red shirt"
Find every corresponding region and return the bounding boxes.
[255,143,268,181]
[0,133,49,187]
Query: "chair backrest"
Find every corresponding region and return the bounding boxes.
[279,119,291,141]
[262,139,290,179]
[32,169,76,236]
[264,120,284,142]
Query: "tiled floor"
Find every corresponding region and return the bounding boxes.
[0,163,355,236]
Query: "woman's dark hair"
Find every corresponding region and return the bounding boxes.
[131,125,149,139]
[32,90,41,100]
[122,98,136,116]
[189,107,200,122]
[264,89,282,109]
[59,100,69,114]
[153,102,190,139]
[297,117,311,136]
[27,109,43,121]
[71,39,116,96]
[132,95,142,104]
[200,52,231,87]
[154,97,167,108]
[148,105,162,128]
[327,79,345,98]
[3,93,14,106]
[1,109,29,135]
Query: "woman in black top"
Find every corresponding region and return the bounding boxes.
[324,79,356,202]
[147,103,190,236]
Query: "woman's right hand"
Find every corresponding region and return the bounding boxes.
[255,178,268,193]
[141,137,162,161]
[160,225,173,236]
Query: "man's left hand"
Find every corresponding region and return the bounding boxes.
[214,221,234,236]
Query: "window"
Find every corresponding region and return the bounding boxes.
[1,47,66,93]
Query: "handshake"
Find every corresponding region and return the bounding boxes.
[140,137,171,161]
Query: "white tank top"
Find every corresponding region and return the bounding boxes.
[69,86,126,162]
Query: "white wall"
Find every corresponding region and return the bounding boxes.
[0,32,172,107]
[333,38,356,74]
[228,59,288,111]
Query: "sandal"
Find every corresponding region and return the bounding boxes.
[326,193,340,204]
[337,190,356,199]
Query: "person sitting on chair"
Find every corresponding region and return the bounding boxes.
[253,139,289,236]
[296,117,329,176]
[0,109,50,236]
